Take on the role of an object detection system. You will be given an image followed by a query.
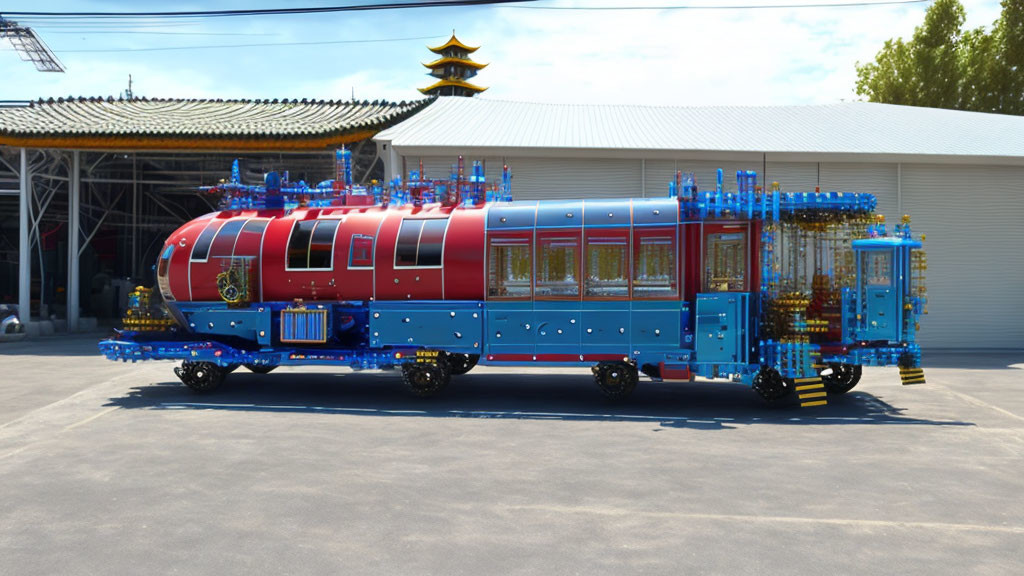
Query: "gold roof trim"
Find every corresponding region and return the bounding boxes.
[418,78,488,94]
[422,57,488,70]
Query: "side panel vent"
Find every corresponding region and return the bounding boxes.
[281,309,328,344]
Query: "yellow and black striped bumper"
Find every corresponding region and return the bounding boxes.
[794,377,828,407]
[899,367,926,385]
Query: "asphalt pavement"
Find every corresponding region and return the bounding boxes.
[1,336,1022,575]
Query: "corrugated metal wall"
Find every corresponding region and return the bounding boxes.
[820,162,899,224]
[404,152,1019,348]
[901,164,1024,348]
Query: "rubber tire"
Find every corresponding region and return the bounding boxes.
[594,362,638,401]
[244,364,277,375]
[752,367,794,405]
[447,353,480,376]
[175,361,226,393]
[401,362,451,397]
[821,363,862,395]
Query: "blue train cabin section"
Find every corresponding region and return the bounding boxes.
[100,160,928,406]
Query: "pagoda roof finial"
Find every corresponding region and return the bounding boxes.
[428,31,480,54]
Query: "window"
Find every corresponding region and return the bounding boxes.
[536,234,580,298]
[208,219,248,259]
[633,230,678,299]
[704,230,747,292]
[394,218,449,268]
[585,234,628,298]
[157,244,173,278]
[238,219,268,242]
[863,251,892,286]
[308,220,339,269]
[350,235,374,268]
[488,236,531,299]
[190,221,223,261]
[287,220,338,270]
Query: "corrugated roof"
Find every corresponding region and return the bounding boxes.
[0,97,430,148]
[375,98,1024,159]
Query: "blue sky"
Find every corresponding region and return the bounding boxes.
[0,0,1006,105]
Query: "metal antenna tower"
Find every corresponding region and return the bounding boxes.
[0,17,65,72]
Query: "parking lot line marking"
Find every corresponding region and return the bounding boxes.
[63,406,120,432]
[501,504,1024,535]
[930,384,1024,423]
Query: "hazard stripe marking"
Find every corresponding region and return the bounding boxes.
[800,400,828,408]
[795,383,825,391]
[794,377,822,384]
[798,391,828,400]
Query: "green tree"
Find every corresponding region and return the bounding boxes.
[856,0,1024,116]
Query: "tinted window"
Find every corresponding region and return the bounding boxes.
[395,220,423,267]
[417,219,448,267]
[157,245,174,278]
[287,220,316,269]
[240,219,268,237]
[209,219,248,258]
[308,220,338,269]
[191,221,222,261]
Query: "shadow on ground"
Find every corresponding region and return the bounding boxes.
[106,370,973,431]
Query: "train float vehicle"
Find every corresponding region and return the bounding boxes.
[99,149,928,407]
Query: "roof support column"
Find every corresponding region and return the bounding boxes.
[18,148,30,321]
[67,150,81,332]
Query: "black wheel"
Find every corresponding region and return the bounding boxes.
[447,353,479,376]
[174,361,226,393]
[401,362,451,397]
[244,364,277,374]
[752,366,794,404]
[594,362,638,401]
[821,363,862,395]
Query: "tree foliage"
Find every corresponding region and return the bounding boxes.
[855,0,1024,115]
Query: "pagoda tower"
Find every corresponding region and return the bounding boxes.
[419,32,487,97]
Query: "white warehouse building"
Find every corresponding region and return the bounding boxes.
[375,98,1024,349]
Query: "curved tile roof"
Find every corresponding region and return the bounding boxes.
[0,96,431,149]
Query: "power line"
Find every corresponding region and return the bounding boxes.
[514,0,930,9]
[0,0,535,19]
[55,34,446,53]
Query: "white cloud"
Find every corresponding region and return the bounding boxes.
[0,0,1008,106]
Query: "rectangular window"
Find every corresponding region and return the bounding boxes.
[863,251,892,286]
[633,229,678,299]
[704,230,747,292]
[585,235,628,298]
[536,234,580,298]
[350,234,374,268]
[190,221,223,261]
[208,219,248,259]
[395,218,449,268]
[488,236,532,299]
[287,220,337,270]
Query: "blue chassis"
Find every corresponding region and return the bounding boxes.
[99,297,921,384]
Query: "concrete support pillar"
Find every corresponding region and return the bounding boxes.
[68,151,81,332]
[18,148,30,321]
